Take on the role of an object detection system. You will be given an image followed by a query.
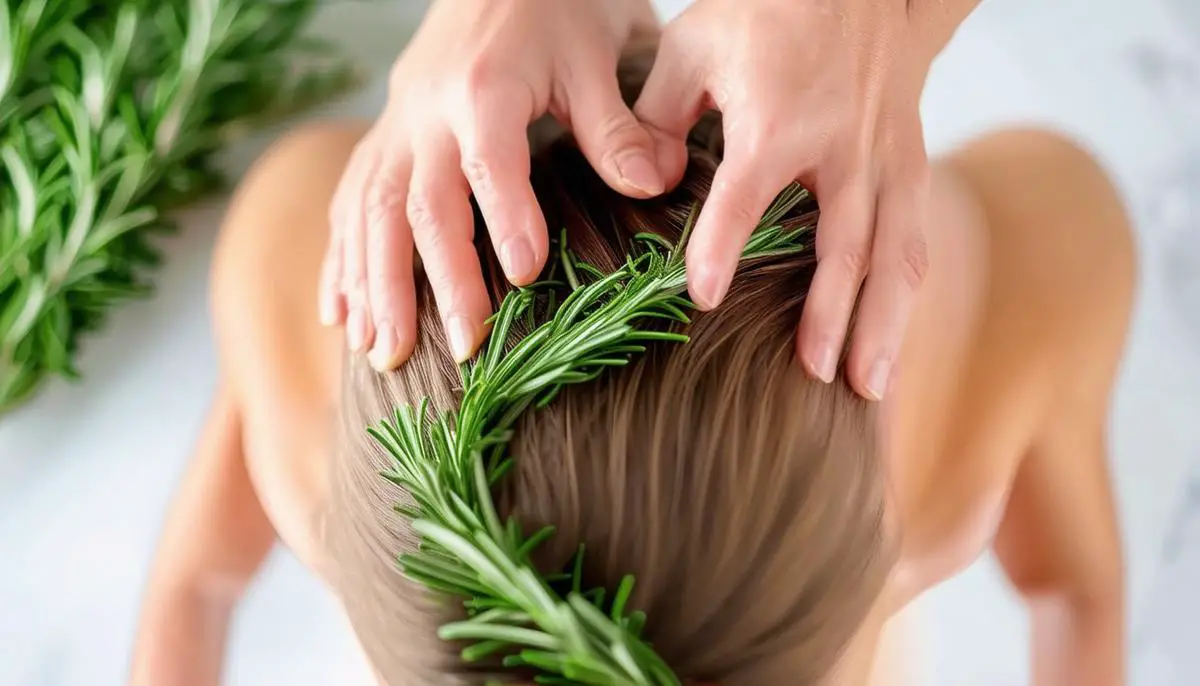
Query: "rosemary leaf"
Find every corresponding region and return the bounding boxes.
[376,192,815,684]
[0,0,359,413]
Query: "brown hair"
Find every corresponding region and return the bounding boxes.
[326,52,893,686]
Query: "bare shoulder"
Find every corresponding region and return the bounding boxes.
[210,120,368,400]
[886,130,1136,601]
[205,120,368,577]
[949,129,1137,408]
[210,119,368,324]
[959,134,1132,627]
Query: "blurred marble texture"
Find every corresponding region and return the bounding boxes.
[2,0,1200,684]
[1129,43,1200,346]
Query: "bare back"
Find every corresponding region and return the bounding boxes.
[886,131,1134,601]
[208,122,367,578]
[189,122,1132,684]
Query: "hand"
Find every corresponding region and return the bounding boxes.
[635,0,934,400]
[322,0,663,369]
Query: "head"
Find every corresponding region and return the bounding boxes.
[326,55,895,686]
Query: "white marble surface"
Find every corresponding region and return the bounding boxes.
[2,1,1200,684]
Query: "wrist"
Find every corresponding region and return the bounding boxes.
[901,0,982,73]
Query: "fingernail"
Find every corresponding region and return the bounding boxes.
[500,236,536,283]
[690,264,730,310]
[368,321,398,371]
[615,151,664,195]
[812,342,837,383]
[865,358,892,401]
[446,315,476,363]
[347,309,367,352]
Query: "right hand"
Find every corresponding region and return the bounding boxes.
[322,0,663,370]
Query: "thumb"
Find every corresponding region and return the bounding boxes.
[564,68,665,199]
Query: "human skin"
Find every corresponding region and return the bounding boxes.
[130,122,1132,686]
[318,0,983,404]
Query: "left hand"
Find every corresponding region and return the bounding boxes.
[635,0,933,401]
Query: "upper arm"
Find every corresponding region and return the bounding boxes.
[131,388,277,686]
[990,138,1135,604]
[992,276,1132,606]
[144,386,276,602]
[992,405,1123,604]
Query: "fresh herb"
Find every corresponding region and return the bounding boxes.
[0,0,356,413]
[370,185,813,684]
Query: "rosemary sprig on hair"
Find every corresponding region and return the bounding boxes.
[369,185,812,685]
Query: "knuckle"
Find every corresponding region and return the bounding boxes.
[815,127,867,180]
[710,177,763,225]
[837,247,870,282]
[460,56,504,102]
[459,153,496,192]
[754,116,789,148]
[895,233,930,290]
[432,275,463,307]
[596,109,644,146]
[405,190,441,238]
[364,179,405,231]
[726,197,761,225]
[740,133,771,162]
[734,122,778,161]
[729,117,797,170]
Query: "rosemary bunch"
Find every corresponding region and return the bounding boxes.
[0,0,356,413]
[370,185,814,685]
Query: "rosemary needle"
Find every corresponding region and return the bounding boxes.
[0,0,355,413]
[371,185,813,685]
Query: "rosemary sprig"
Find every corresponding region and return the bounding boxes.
[369,184,813,685]
[0,0,357,414]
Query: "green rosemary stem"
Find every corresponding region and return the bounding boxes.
[0,0,356,414]
[372,186,814,685]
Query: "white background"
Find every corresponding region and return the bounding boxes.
[2,0,1200,683]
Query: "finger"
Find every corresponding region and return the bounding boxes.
[564,62,663,198]
[843,167,930,400]
[340,133,384,355]
[795,172,875,385]
[408,129,492,363]
[685,139,798,310]
[450,84,549,287]
[363,144,418,371]
[632,32,708,189]
[321,138,375,327]
[318,220,346,326]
